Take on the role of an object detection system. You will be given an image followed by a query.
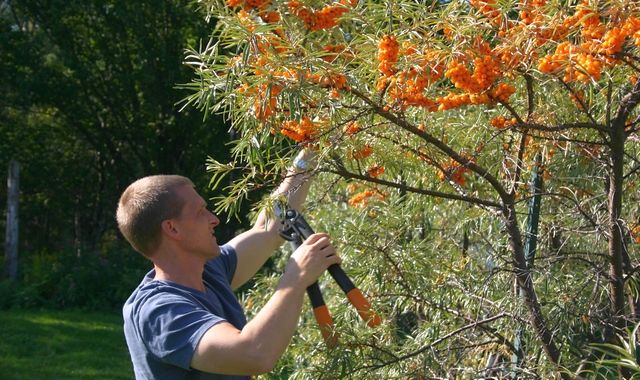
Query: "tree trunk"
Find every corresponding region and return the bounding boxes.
[608,134,626,333]
[607,79,640,379]
[503,202,570,379]
[4,160,19,281]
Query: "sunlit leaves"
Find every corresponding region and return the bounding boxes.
[185,0,640,377]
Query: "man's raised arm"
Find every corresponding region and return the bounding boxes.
[228,149,318,289]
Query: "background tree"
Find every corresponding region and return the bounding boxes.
[0,0,247,309]
[185,0,640,377]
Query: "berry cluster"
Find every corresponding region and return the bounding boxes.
[343,121,360,135]
[436,93,475,111]
[489,82,517,103]
[226,0,244,7]
[539,42,604,83]
[261,10,281,23]
[245,0,271,12]
[347,145,374,160]
[377,42,446,110]
[469,0,501,24]
[229,0,357,32]
[367,165,385,178]
[573,1,604,41]
[473,55,501,90]
[377,35,399,77]
[445,52,502,91]
[235,9,258,32]
[632,224,640,244]
[489,116,517,130]
[538,3,640,83]
[280,117,322,144]
[348,188,387,208]
[309,71,349,98]
[517,0,549,26]
[438,158,475,187]
[446,60,480,93]
[288,0,354,31]
[436,77,515,111]
[314,72,348,90]
[388,74,440,110]
[433,39,517,110]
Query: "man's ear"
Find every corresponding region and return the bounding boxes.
[161,219,181,241]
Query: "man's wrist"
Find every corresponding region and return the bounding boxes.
[293,156,308,170]
[292,150,318,172]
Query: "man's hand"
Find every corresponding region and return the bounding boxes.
[283,233,341,288]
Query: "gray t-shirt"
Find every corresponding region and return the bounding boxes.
[123,244,250,380]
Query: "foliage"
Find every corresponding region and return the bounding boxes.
[0,0,244,256]
[0,243,150,311]
[0,0,259,309]
[580,322,640,379]
[184,0,640,377]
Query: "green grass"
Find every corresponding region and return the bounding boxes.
[0,309,133,380]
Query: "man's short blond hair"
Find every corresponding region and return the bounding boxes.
[116,175,194,256]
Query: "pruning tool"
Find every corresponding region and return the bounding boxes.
[278,207,381,347]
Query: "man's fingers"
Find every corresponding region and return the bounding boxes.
[327,255,342,266]
[287,232,344,287]
[302,232,331,246]
[301,233,335,254]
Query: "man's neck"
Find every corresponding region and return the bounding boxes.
[152,251,207,292]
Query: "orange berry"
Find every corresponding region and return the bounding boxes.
[343,121,360,134]
[367,165,385,178]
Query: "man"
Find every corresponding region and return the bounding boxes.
[117,149,340,379]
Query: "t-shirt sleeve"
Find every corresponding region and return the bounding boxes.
[136,290,225,370]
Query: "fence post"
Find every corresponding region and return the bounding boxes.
[4,160,19,281]
[511,154,544,374]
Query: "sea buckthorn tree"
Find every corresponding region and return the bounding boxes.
[183,0,640,377]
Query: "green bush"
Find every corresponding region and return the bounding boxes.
[2,242,151,312]
[0,279,18,309]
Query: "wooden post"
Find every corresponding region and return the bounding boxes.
[4,160,19,281]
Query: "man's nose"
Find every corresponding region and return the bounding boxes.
[209,211,220,226]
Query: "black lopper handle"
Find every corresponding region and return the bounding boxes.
[284,209,381,328]
[288,238,338,347]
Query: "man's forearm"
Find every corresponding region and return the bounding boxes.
[190,280,307,375]
[275,149,317,210]
[228,149,319,289]
[237,278,308,371]
[255,148,318,234]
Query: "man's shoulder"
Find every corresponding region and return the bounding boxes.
[123,279,201,319]
[215,243,237,263]
[122,283,172,323]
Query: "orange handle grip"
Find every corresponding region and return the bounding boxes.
[313,305,338,347]
[346,288,382,328]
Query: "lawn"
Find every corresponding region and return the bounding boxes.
[0,309,133,380]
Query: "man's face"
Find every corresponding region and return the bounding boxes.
[172,186,221,259]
